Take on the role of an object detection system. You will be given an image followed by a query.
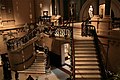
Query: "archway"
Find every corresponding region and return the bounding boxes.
[80,0,120,21]
[61,43,70,65]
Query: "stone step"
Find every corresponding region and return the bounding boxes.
[31,64,45,67]
[75,74,101,79]
[34,60,46,63]
[36,57,46,60]
[33,62,45,65]
[75,62,99,66]
[75,54,97,58]
[75,51,96,54]
[75,47,96,51]
[75,41,94,44]
[75,66,100,70]
[74,33,81,35]
[75,57,98,62]
[29,66,45,70]
[74,44,95,47]
[37,54,46,57]
[75,78,102,80]
[18,70,46,74]
[75,70,101,74]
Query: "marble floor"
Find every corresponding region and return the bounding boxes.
[0,66,70,80]
[0,59,71,80]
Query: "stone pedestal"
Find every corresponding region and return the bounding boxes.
[91,15,100,32]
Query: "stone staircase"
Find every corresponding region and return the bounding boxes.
[73,28,102,80]
[18,51,46,74]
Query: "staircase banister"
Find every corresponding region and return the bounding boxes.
[82,24,108,79]
[6,23,40,51]
[91,25,108,79]
[17,23,38,41]
[14,54,34,66]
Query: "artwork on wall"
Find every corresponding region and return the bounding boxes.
[43,11,48,16]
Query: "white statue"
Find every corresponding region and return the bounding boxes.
[88,5,93,18]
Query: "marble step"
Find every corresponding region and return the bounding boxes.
[35,57,46,60]
[33,62,45,65]
[75,65,100,70]
[29,67,45,70]
[75,57,98,62]
[74,41,94,44]
[75,79,101,80]
[37,54,46,57]
[75,47,96,51]
[75,54,97,58]
[31,64,45,67]
[75,62,99,66]
[75,70,101,74]
[18,70,45,74]
[75,50,96,54]
[75,74,101,79]
[74,44,95,47]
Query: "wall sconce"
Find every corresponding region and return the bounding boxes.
[43,11,48,16]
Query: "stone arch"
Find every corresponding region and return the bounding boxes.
[80,0,94,21]
[80,0,120,21]
[111,0,120,18]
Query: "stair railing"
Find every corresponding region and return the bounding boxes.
[70,23,75,80]
[84,24,108,79]
[42,18,72,39]
[6,23,40,51]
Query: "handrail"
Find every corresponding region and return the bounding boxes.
[6,23,40,51]
[14,54,34,66]
[43,19,73,39]
[70,25,75,79]
[85,24,108,79]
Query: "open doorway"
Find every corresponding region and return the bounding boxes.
[61,43,70,65]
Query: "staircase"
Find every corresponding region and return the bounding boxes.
[73,28,102,80]
[18,51,46,74]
